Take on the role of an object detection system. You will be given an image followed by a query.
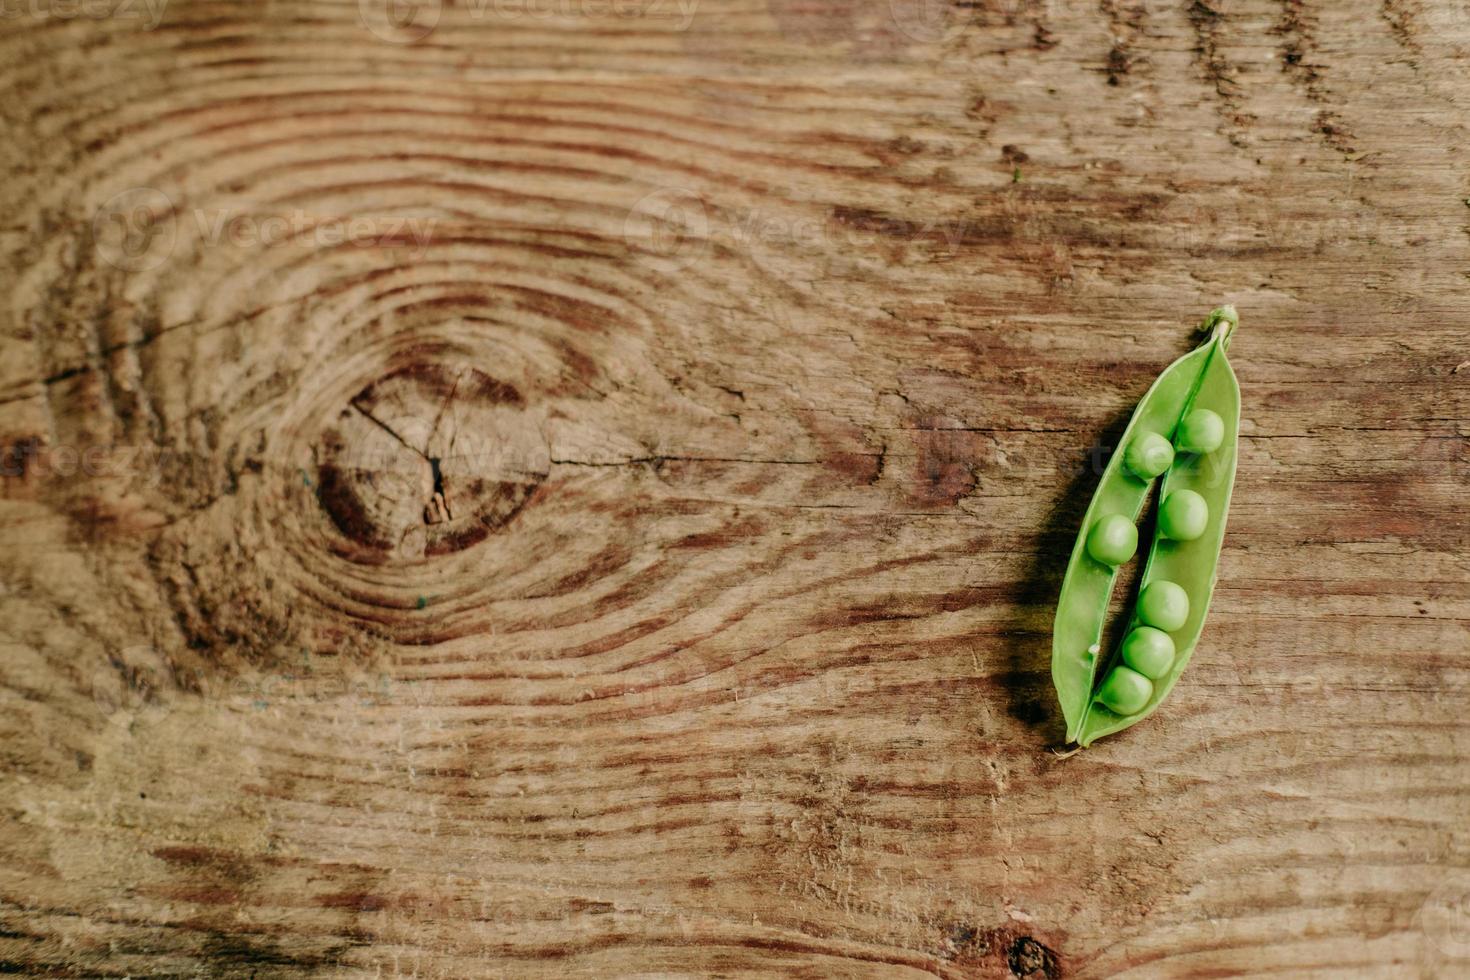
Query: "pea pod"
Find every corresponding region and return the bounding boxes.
[1052,307,1241,746]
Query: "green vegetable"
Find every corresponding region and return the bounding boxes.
[1051,307,1242,746]
[1138,580,1189,631]
[1097,667,1153,715]
[1159,489,1208,541]
[1085,514,1138,567]
[1176,408,1225,454]
[1120,627,1175,679]
[1123,432,1174,480]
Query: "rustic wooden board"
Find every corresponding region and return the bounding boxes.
[1,0,1468,976]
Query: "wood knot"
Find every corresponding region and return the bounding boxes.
[1007,936,1060,978]
[314,362,548,562]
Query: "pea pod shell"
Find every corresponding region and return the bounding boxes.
[1050,342,1215,744]
[1077,336,1240,745]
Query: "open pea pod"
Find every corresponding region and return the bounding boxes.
[1052,308,1241,746]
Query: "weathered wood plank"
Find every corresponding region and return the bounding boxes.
[1,0,1467,976]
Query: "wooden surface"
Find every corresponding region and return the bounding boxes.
[1,0,1468,976]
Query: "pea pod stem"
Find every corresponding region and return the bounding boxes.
[1201,305,1238,347]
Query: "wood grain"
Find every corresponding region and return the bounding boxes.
[1,0,1468,976]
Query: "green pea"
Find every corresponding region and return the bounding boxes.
[1159,489,1208,541]
[1138,580,1190,632]
[1176,408,1224,454]
[1085,514,1137,566]
[1097,666,1153,716]
[1124,432,1174,480]
[1121,626,1175,680]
